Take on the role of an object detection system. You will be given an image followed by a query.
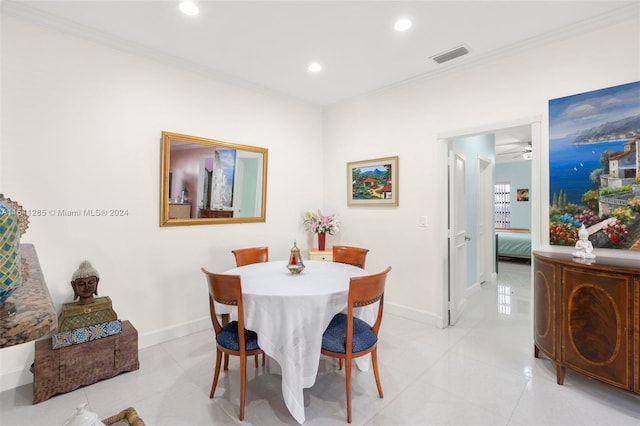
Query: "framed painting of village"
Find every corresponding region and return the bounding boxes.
[548,81,640,251]
[347,156,398,206]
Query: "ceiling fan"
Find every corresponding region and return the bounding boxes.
[496,141,532,162]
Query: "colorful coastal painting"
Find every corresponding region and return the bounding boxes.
[548,81,640,250]
[347,156,398,206]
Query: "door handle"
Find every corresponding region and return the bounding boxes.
[465,235,471,241]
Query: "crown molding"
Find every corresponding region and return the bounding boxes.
[333,2,640,107]
[1,0,308,105]
[3,1,638,108]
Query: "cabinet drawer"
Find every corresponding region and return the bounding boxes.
[309,250,333,261]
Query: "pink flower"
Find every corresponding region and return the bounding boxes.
[303,210,340,235]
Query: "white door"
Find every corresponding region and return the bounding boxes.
[448,147,468,325]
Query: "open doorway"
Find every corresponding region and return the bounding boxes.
[439,117,540,327]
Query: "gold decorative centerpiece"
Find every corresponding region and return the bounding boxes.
[286,242,305,274]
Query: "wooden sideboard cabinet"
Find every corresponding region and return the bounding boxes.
[533,251,639,395]
[198,208,233,218]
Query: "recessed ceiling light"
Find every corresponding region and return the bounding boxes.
[394,18,412,32]
[179,1,199,17]
[308,62,322,73]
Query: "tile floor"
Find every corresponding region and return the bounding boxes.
[2,260,639,425]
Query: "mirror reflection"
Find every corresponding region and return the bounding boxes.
[160,131,268,226]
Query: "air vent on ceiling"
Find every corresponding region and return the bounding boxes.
[431,45,470,64]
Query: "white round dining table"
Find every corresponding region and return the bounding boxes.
[222,260,370,424]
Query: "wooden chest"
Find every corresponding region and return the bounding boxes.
[32,320,139,404]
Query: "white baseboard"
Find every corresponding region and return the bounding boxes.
[385,302,443,328]
[138,316,210,349]
[0,367,34,393]
[466,281,481,298]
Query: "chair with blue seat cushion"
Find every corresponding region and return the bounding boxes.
[201,268,264,421]
[321,266,392,423]
[330,244,370,371]
[231,247,269,368]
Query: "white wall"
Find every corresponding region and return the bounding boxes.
[0,16,324,390]
[2,13,639,391]
[323,16,640,322]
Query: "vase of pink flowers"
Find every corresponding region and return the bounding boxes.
[303,210,339,250]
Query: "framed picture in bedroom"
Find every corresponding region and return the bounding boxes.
[517,189,529,202]
[548,81,640,250]
[347,156,398,206]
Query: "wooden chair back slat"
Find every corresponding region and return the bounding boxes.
[232,247,269,267]
[332,245,369,269]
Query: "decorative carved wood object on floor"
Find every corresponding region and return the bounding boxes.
[102,407,145,426]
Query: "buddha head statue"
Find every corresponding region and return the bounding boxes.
[71,260,100,305]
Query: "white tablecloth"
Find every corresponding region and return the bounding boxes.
[223,260,369,424]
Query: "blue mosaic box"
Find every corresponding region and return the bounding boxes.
[52,319,122,349]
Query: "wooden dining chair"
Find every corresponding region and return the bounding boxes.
[320,266,391,423]
[230,246,268,368]
[331,245,370,371]
[332,245,369,269]
[201,268,264,421]
[232,246,269,267]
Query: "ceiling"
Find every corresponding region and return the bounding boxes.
[3,1,636,107]
[2,1,637,163]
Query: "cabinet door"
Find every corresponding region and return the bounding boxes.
[562,267,633,390]
[534,257,558,360]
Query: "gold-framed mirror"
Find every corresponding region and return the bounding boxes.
[160,131,268,226]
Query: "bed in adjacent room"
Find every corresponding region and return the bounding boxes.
[496,227,532,260]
